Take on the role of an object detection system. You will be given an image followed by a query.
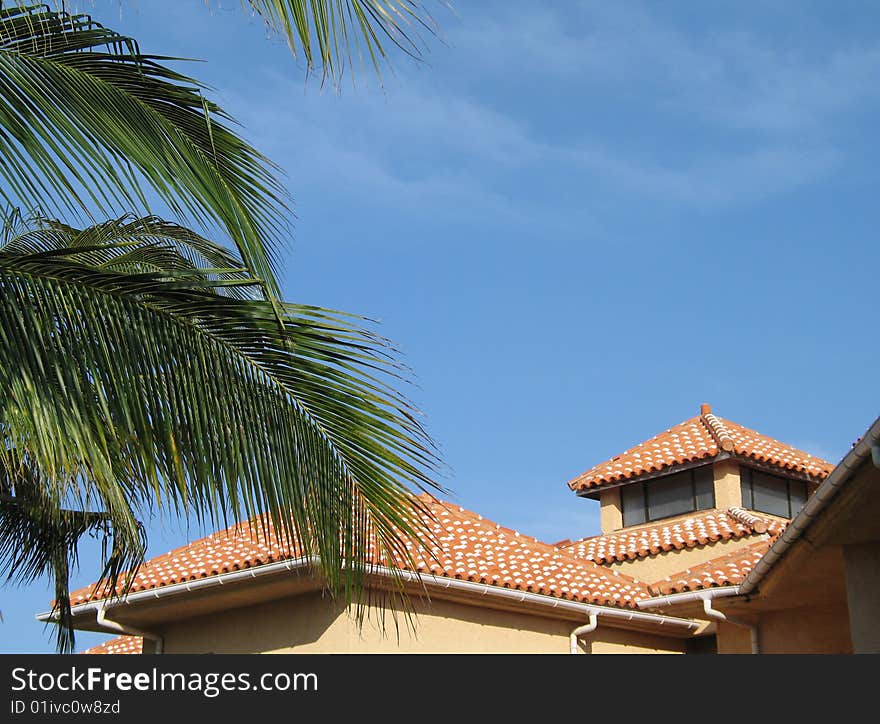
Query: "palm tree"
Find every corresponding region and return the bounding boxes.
[0,2,445,651]
[0,212,439,652]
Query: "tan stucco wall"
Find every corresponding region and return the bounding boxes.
[843,541,880,653]
[716,603,852,654]
[600,488,623,533]
[608,534,769,583]
[159,591,686,654]
[713,459,741,510]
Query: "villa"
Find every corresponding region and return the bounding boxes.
[57,404,880,654]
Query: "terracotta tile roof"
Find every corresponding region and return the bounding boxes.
[81,636,143,655]
[567,404,833,493]
[560,508,785,565]
[649,539,774,595]
[69,496,651,610]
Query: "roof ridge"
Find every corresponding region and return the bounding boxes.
[700,412,735,452]
[569,405,832,493]
[725,506,768,533]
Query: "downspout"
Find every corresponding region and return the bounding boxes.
[701,598,758,654]
[97,603,164,654]
[569,612,599,654]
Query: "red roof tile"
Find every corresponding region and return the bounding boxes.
[649,539,774,595]
[560,508,785,564]
[567,405,833,493]
[69,496,651,610]
[81,636,143,655]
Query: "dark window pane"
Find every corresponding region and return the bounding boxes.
[751,471,790,518]
[647,471,693,521]
[622,484,646,527]
[694,465,715,510]
[740,467,753,509]
[789,481,807,516]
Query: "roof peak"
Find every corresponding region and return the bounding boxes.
[568,405,833,493]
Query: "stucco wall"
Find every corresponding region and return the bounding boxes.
[600,487,623,533]
[713,459,742,510]
[159,591,686,654]
[716,603,852,654]
[844,541,880,653]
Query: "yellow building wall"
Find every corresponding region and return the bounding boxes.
[600,488,623,533]
[159,591,686,654]
[843,541,880,653]
[608,535,769,582]
[716,603,852,654]
[713,459,742,510]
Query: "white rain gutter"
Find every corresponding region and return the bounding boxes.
[38,557,699,645]
[636,586,742,610]
[367,564,701,634]
[570,613,598,654]
[739,415,880,596]
[36,557,321,652]
[637,586,758,653]
[701,598,759,654]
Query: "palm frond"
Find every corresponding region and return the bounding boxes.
[1,212,261,298]
[243,1,442,82]
[0,452,146,654]
[0,228,442,649]
[0,4,288,292]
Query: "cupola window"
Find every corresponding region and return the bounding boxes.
[621,465,715,527]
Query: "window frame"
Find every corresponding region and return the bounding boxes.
[740,466,809,519]
[620,465,716,527]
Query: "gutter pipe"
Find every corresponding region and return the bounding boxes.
[367,565,700,633]
[638,586,758,654]
[636,586,742,611]
[37,557,322,652]
[569,613,598,654]
[97,604,164,654]
[39,557,698,642]
[701,598,759,654]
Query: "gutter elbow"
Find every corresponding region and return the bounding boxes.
[96,604,164,655]
[569,612,599,654]
[701,598,759,654]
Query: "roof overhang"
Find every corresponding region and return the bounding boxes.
[575,456,726,499]
[575,452,826,500]
[39,557,702,639]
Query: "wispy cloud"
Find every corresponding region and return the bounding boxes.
[224,0,880,232]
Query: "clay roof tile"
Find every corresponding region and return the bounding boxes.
[568,405,832,493]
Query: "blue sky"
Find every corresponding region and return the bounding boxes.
[4,0,880,652]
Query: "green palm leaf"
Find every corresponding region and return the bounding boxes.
[243,1,441,81]
[0,451,146,654]
[0,215,441,652]
[0,4,288,292]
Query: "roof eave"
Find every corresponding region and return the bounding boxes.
[38,556,701,638]
[573,454,728,498]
